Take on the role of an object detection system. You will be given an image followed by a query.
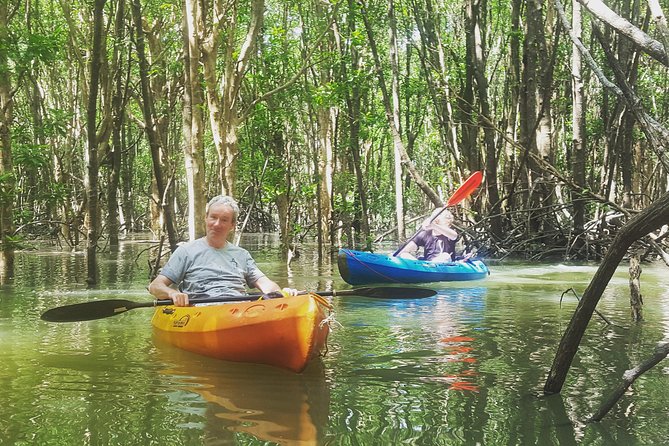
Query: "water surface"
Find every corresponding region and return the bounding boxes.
[2,238,669,445]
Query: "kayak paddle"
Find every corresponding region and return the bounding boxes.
[40,286,438,322]
[393,170,483,256]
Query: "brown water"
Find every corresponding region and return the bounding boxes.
[2,236,669,445]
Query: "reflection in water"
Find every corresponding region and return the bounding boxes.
[439,336,479,392]
[154,340,330,445]
[433,287,486,393]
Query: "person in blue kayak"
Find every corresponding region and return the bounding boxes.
[397,208,459,262]
[148,195,298,306]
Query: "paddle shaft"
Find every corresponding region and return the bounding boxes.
[41,286,437,322]
[151,286,436,306]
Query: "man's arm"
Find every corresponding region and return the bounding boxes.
[148,274,190,306]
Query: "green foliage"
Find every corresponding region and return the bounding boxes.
[0,171,16,203]
[0,0,665,262]
[13,143,50,170]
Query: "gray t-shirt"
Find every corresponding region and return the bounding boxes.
[159,237,267,298]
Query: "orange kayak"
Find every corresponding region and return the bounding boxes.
[151,293,331,372]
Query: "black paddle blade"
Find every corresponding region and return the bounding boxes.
[340,286,437,299]
[40,299,147,322]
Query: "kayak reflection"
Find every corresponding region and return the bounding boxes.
[154,339,330,445]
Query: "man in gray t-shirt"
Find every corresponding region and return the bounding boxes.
[148,195,297,306]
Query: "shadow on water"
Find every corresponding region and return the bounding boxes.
[152,339,331,445]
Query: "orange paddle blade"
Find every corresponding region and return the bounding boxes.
[446,171,483,207]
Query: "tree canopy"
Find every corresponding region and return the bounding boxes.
[0,0,668,270]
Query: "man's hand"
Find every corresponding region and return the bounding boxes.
[168,290,190,307]
[262,288,302,300]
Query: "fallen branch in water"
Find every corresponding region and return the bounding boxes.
[589,342,669,422]
[560,288,614,326]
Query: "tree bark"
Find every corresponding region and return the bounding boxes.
[648,0,669,55]
[578,0,669,65]
[85,0,106,285]
[544,191,669,395]
[130,0,179,252]
[389,0,405,241]
[411,0,462,166]
[466,0,502,239]
[344,0,370,248]
[182,0,206,240]
[571,0,587,242]
[0,1,14,279]
[202,0,264,196]
[107,0,126,248]
[628,252,642,321]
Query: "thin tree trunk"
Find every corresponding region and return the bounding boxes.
[316,106,334,258]
[344,0,370,248]
[467,0,503,239]
[578,0,669,65]
[571,0,586,242]
[85,0,106,285]
[648,0,669,54]
[589,343,669,421]
[182,0,206,239]
[130,0,179,252]
[0,0,14,279]
[107,0,126,248]
[628,252,643,321]
[203,0,264,196]
[502,0,521,219]
[389,0,405,241]
[411,0,462,166]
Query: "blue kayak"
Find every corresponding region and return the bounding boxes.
[338,249,489,285]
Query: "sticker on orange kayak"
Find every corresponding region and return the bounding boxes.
[173,315,190,328]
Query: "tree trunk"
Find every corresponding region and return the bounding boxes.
[182,0,207,239]
[648,0,669,54]
[589,342,669,421]
[131,0,179,252]
[544,191,669,395]
[578,0,669,65]
[0,1,14,279]
[466,0,502,239]
[344,0,370,248]
[107,0,126,248]
[389,0,405,241]
[316,106,334,258]
[411,0,462,165]
[85,0,106,285]
[202,0,264,196]
[502,0,521,220]
[571,0,587,244]
[628,252,643,321]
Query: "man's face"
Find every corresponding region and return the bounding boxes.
[206,203,236,242]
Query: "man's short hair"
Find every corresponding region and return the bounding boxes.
[206,195,240,222]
